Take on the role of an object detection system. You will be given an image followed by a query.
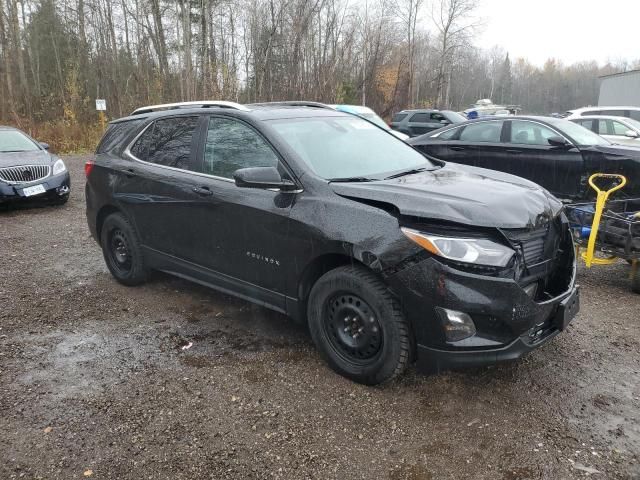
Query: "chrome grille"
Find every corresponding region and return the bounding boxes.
[0,164,50,184]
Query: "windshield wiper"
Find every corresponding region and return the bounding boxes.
[328,176,378,183]
[384,167,429,180]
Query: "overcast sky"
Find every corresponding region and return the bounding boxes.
[473,0,639,66]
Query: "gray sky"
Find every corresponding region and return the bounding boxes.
[474,0,640,66]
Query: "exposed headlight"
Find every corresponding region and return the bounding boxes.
[401,227,514,267]
[52,159,66,176]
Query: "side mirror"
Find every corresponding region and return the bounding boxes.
[440,119,451,125]
[624,130,639,138]
[547,136,570,147]
[39,142,50,150]
[233,166,297,191]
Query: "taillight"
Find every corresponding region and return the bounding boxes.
[84,160,95,178]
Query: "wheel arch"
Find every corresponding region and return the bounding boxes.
[95,204,122,241]
[295,251,384,322]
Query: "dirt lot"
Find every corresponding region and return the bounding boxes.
[1,155,639,479]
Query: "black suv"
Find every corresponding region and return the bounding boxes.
[86,101,579,385]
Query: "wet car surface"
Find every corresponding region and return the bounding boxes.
[1,156,639,479]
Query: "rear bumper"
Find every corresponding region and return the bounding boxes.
[0,171,70,204]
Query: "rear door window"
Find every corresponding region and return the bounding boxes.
[459,121,503,143]
[130,116,199,170]
[630,111,640,121]
[392,113,408,123]
[409,113,430,123]
[509,120,557,145]
[201,117,279,179]
[612,121,630,135]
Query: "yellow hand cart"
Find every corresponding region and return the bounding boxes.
[565,174,640,293]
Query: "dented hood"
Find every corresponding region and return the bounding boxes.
[330,163,563,229]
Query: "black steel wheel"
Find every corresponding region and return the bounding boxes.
[100,212,148,286]
[324,293,383,364]
[307,265,413,385]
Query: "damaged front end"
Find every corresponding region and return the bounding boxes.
[385,212,578,373]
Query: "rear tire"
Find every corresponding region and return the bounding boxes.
[100,212,148,286]
[307,265,413,385]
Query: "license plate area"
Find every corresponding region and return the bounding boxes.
[22,184,46,197]
[554,287,580,331]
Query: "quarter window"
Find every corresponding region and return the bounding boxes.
[459,121,503,143]
[392,113,408,123]
[436,127,461,140]
[202,117,279,179]
[130,116,199,170]
[509,121,557,145]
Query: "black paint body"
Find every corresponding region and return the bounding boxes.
[86,106,578,372]
[409,116,640,200]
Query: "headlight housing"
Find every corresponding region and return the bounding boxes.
[52,158,66,176]
[401,227,514,267]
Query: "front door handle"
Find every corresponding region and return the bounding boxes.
[449,146,466,151]
[125,168,136,178]
[192,186,213,197]
[506,149,522,154]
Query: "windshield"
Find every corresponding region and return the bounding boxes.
[360,112,389,130]
[270,116,435,180]
[443,111,467,123]
[0,130,40,152]
[551,120,610,146]
[624,118,640,130]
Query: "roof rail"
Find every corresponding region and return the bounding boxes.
[248,101,332,109]
[130,100,250,115]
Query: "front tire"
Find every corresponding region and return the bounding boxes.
[307,265,413,385]
[100,212,148,286]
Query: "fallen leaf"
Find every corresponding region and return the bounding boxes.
[83,469,93,477]
[43,426,52,434]
[573,463,601,475]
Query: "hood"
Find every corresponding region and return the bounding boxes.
[586,144,640,159]
[0,150,51,168]
[330,163,563,229]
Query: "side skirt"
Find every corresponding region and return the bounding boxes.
[142,246,299,317]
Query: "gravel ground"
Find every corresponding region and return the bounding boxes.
[1,155,639,480]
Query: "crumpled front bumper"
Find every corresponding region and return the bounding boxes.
[386,254,578,373]
[0,171,71,204]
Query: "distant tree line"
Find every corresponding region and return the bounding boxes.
[0,0,636,150]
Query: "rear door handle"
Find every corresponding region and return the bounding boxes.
[192,186,214,197]
[449,146,466,151]
[125,168,136,178]
[506,149,522,154]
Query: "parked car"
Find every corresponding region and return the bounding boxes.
[0,126,70,206]
[409,116,640,200]
[390,109,466,137]
[570,115,640,146]
[562,106,640,121]
[331,104,409,140]
[86,101,578,385]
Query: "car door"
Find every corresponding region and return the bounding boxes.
[183,115,297,303]
[406,112,439,137]
[597,118,640,146]
[503,120,584,198]
[444,120,506,170]
[122,114,210,260]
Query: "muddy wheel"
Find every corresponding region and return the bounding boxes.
[100,212,148,286]
[307,265,413,385]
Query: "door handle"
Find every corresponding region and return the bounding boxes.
[192,186,214,197]
[449,146,466,151]
[125,168,136,178]
[506,149,522,154]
